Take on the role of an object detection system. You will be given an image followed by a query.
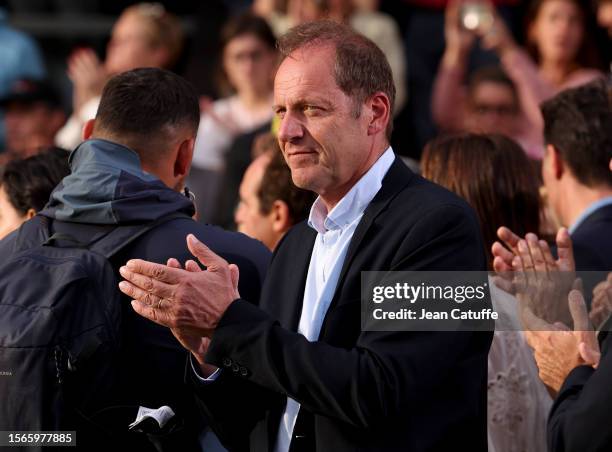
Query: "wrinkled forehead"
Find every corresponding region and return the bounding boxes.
[273,46,339,103]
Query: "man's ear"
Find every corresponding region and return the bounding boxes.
[366,91,391,137]
[270,200,292,234]
[174,137,195,178]
[25,208,36,220]
[547,144,565,180]
[82,119,96,140]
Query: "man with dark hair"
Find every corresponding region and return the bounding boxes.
[119,21,491,451]
[494,79,612,273]
[235,139,316,250]
[0,68,270,451]
[539,79,612,270]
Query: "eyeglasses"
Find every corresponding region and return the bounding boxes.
[473,104,518,116]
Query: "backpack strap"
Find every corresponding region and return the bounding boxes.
[81,212,193,259]
[21,212,191,259]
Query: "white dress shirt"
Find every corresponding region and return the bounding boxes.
[274,148,395,452]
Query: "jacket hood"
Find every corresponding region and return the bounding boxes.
[41,139,195,224]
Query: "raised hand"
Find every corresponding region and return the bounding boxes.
[512,230,575,325]
[118,234,240,339]
[442,0,477,66]
[590,272,612,330]
[67,48,108,112]
[524,290,600,396]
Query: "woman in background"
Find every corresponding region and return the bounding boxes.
[432,0,602,159]
[189,13,277,223]
[55,3,184,151]
[0,147,69,240]
[422,133,551,452]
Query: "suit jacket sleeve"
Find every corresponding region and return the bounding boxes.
[197,203,489,436]
[548,337,612,451]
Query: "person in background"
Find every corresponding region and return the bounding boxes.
[0,6,46,153]
[260,0,407,113]
[519,150,612,451]
[597,0,612,36]
[235,136,315,250]
[189,13,278,223]
[55,2,184,151]
[0,68,270,452]
[493,79,612,277]
[435,0,603,159]
[0,79,66,164]
[0,147,69,240]
[422,132,552,452]
[432,58,539,157]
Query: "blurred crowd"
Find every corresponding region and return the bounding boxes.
[0,0,611,451]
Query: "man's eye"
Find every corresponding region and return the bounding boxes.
[275,109,286,118]
[304,105,320,114]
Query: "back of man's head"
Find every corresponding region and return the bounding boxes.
[93,68,199,165]
[541,78,612,188]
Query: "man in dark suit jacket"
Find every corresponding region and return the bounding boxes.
[119,21,492,451]
[492,80,612,451]
[540,79,612,271]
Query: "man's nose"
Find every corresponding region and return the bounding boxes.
[277,112,304,143]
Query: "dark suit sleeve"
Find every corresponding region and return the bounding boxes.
[548,342,612,451]
[202,204,489,430]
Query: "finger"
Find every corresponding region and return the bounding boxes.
[553,322,571,331]
[119,266,176,300]
[119,280,163,307]
[526,233,547,274]
[579,342,601,368]
[512,255,527,291]
[492,241,515,268]
[185,260,202,272]
[167,258,182,269]
[491,274,515,294]
[446,0,460,22]
[125,259,182,284]
[521,305,553,331]
[229,263,240,292]
[572,277,583,294]
[589,305,605,329]
[556,228,575,272]
[517,239,535,277]
[187,234,228,270]
[568,290,590,331]
[497,226,521,253]
[593,280,607,297]
[493,255,513,274]
[539,239,556,268]
[131,300,173,328]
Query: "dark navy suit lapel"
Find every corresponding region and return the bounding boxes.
[269,224,317,332]
[322,158,415,321]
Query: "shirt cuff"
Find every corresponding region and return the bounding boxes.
[190,354,221,383]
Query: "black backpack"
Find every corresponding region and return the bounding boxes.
[0,213,187,450]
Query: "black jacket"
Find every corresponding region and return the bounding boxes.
[572,203,612,271]
[191,157,492,451]
[547,203,612,452]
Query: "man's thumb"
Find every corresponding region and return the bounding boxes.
[228,263,240,295]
